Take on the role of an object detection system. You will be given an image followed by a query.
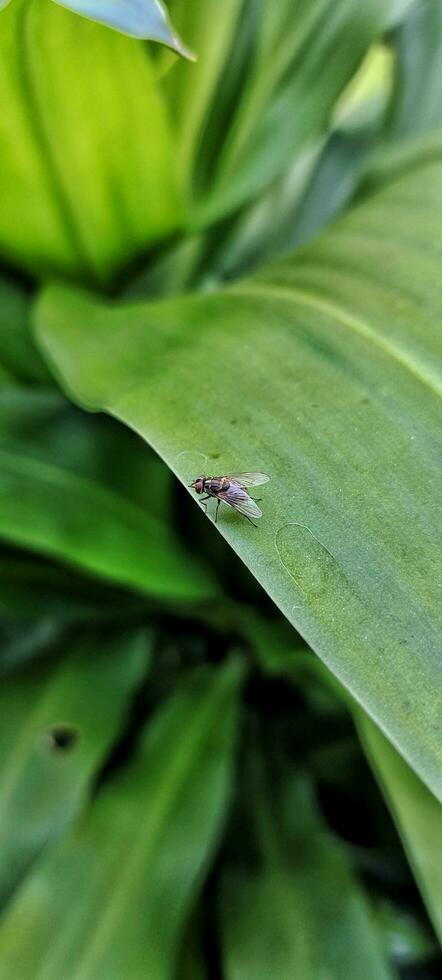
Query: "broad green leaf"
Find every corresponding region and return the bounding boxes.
[0,659,244,979]
[0,0,182,285]
[357,713,442,943]
[52,0,193,56]
[36,157,442,799]
[0,631,150,906]
[219,754,394,980]
[0,447,216,601]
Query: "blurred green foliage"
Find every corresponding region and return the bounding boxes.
[0,1,441,977]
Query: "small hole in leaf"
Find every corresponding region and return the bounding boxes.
[44,724,79,751]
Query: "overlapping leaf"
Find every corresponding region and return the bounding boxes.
[0,631,150,905]
[0,660,243,979]
[219,753,393,979]
[53,0,192,55]
[165,0,413,226]
[0,385,216,602]
[0,0,182,284]
[357,712,442,943]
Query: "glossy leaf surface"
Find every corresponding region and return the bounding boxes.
[36,157,442,799]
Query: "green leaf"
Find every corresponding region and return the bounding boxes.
[173,0,413,227]
[0,382,173,518]
[386,0,442,140]
[219,752,394,980]
[0,659,244,979]
[0,630,150,905]
[52,0,193,56]
[356,713,442,944]
[206,43,395,284]
[0,276,49,384]
[360,0,442,193]
[0,382,216,602]
[0,554,147,632]
[0,447,216,601]
[163,0,243,180]
[36,156,442,800]
[0,613,65,674]
[0,0,182,285]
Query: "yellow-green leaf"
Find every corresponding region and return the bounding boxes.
[0,0,183,285]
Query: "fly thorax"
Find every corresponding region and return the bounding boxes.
[205,477,229,493]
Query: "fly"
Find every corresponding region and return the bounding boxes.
[189,472,269,527]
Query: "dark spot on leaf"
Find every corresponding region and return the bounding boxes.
[44,724,79,751]
[208,452,220,460]
[230,419,237,425]
[360,397,370,405]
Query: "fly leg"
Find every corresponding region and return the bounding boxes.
[215,499,221,524]
[198,494,211,515]
[242,513,258,528]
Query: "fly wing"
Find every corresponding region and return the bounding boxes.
[225,472,269,487]
[218,486,263,518]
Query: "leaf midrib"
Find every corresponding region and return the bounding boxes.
[231,282,441,398]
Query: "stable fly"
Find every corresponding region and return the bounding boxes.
[190,472,269,526]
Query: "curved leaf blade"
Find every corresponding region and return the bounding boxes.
[0,631,150,906]
[386,0,442,140]
[52,0,193,56]
[356,712,442,943]
[0,383,216,602]
[219,754,394,980]
[0,659,244,979]
[35,158,442,799]
[0,447,216,601]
